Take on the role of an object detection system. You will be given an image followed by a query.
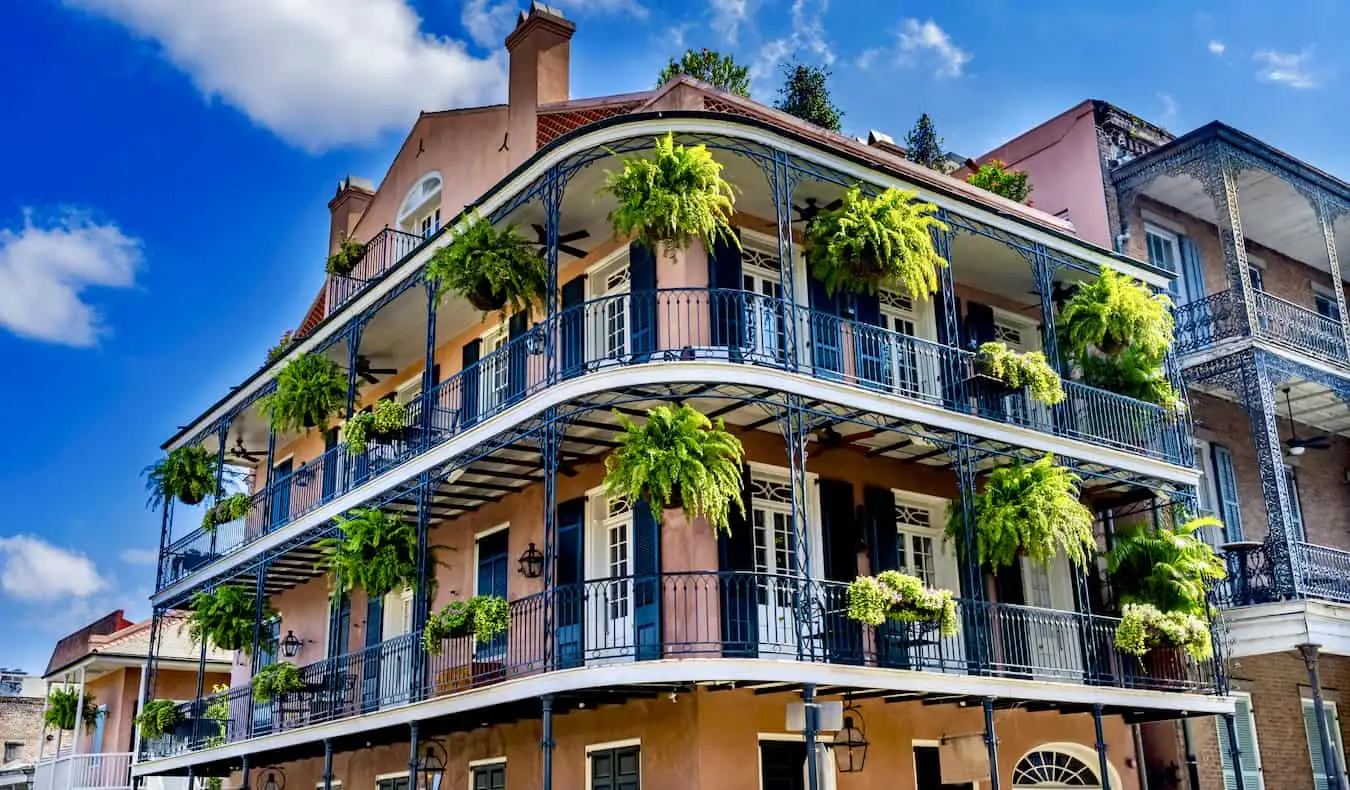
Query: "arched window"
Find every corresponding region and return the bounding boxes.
[1012,745,1103,788]
[398,172,443,239]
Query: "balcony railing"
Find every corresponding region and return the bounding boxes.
[1175,288,1349,363]
[1217,539,1350,606]
[34,753,133,790]
[325,228,423,316]
[159,289,1189,592]
[142,572,1218,760]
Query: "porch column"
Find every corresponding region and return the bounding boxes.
[262,424,277,529]
[131,649,150,762]
[1180,719,1202,790]
[345,321,365,418]
[323,739,334,790]
[1091,705,1112,790]
[934,209,959,348]
[1202,144,1259,334]
[802,685,820,790]
[73,667,87,745]
[411,474,431,703]
[1300,643,1344,790]
[407,721,420,790]
[954,442,988,668]
[541,412,562,669]
[211,424,228,555]
[1223,712,1246,789]
[240,757,249,790]
[420,281,438,443]
[983,697,1001,790]
[1315,193,1350,359]
[1030,246,1061,371]
[153,499,171,592]
[542,164,563,384]
[770,151,800,370]
[783,397,814,660]
[247,562,269,738]
[1239,352,1299,595]
[135,608,164,761]
[541,694,555,790]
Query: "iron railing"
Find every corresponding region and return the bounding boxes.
[325,228,423,316]
[1217,539,1350,606]
[159,288,1189,590]
[1174,288,1349,363]
[146,572,1219,759]
[34,753,133,790]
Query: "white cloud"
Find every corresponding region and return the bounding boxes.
[897,18,970,78]
[1158,92,1178,125]
[0,536,107,602]
[460,0,518,49]
[1207,39,1226,55]
[1255,48,1317,89]
[0,209,141,347]
[119,549,159,566]
[751,0,834,89]
[709,0,750,44]
[64,0,507,151]
[557,0,648,17]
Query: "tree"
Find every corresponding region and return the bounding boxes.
[774,61,843,132]
[904,113,947,171]
[966,159,1033,203]
[657,48,751,97]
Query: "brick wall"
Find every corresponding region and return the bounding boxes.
[0,696,43,765]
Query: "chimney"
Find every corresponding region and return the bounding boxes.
[328,176,375,254]
[505,2,575,162]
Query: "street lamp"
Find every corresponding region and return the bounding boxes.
[517,543,544,578]
[280,631,303,659]
[834,701,868,773]
[416,740,447,790]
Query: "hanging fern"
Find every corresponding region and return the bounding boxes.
[945,454,1095,571]
[1107,516,1227,617]
[144,445,218,508]
[601,133,738,254]
[43,687,99,732]
[425,216,545,316]
[845,571,958,636]
[135,699,183,740]
[603,404,745,535]
[1114,603,1212,659]
[1057,266,1174,360]
[973,342,1065,405]
[344,400,408,457]
[185,585,276,655]
[804,186,948,297]
[315,508,440,599]
[260,353,349,433]
[1078,348,1184,412]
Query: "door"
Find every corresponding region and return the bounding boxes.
[740,240,785,363]
[269,459,293,531]
[322,428,339,501]
[360,595,384,712]
[808,276,844,377]
[378,588,412,707]
[590,254,631,365]
[760,741,807,790]
[1019,554,1085,680]
[748,467,819,657]
[561,274,588,379]
[892,493,964,672]
[818,479,862,664]
[250,619,280,735]
[586,495,634,662]
[993,313,1051,430]
[591,746,640,790]
[554,498,585,669]
[479,326,509,418]
[629,242,656,362]
[475,530,510,662]
[878,289,941,402]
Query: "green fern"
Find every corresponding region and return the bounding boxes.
[946,454,1096,570]
[974,342,1065,405]
[135,699,183,740]
[43,687,99,732]
[601,133,739,253]
[1057,266,1174,360]
[1107,516,1226,617]
[144,445,218,508]
[201,492,252,532]
[260,353,349,433]
[845,570,958,636]
[184,585,276,655]
[1078,347,1184,411]
[316,508,442,599]
[603,404,745,535]
[804,186,948,297]
[251,662,306,703]
[426,215,545,317]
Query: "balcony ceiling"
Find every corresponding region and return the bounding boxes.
[1194,375,1350,450]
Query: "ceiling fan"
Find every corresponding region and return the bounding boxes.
[1026,280,1078,310]
[814,424,846,450]
[1283,387,1331,456]
[228,437,263,463]
[353,355,397,385]
[792,197,843,225]
[528,223,591,259]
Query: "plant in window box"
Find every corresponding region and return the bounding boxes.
[144,445,219,507]
[944,454,1095,571]
[325,236,366,277]
[600,132,739,258]
[804,186,948,297]
[422,595,510,654]
[426,215,545,315]
[846,570,958,636]
[43,687,99,732]
[260,353,349,432]
[134,699,183,740]
[251,662,306,703]
[1114,603,1212,661]
[1057,266,1174,359]
[343,399,410,455]
[184,585,277,655]
[201,492,252,533]
[316,507,444,599]
[971,342,1065,406]
[603,404,745,536]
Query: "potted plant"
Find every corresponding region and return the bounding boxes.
[43,687,99,732]
[135,699,183,740]
[266,330,295,364]
[603,404,745,536]
[1114,603,1212,661]
[184,585,276,654]
[1078,347,1185,412]
[971,342,1065,405]
[260,352,348,432]
[343,399,410,456]
[600,132,738,255]
[966,159,1033,204]
[804,186,948,297]
[1057,266,1174,359]
[251,662,306,703]
[1107,515,1227,614]
[426,216,545,315]
[326,236,366,277]
[316,508,442,599]
[846,570,958,636]
[202,492,252,532]
[144,445,218,507]
[945,454,1095,571]
[423,595,510,655]
[201,684,230,748]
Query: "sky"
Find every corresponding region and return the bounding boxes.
[0,0,1343,674]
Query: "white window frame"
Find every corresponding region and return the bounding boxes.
[1144,223,1181,273]
[889,490,952,590]
[473,523,511,594]
[398,172,443,235]
[747,462,823,579]
[755,734,836,790]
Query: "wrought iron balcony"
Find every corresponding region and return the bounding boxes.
[1175,288,1349,364]
[324,228,423,317]
[159,289,1190,592]
[141,572,1219,760]
[1216,539,1350,606]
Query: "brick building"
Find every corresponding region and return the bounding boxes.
[0,674,46,790]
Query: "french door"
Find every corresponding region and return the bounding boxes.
[741,244,785,361]
[878,289,941,401]
[585,496,634,662]
[589,255,630,364]
[478,327,509,417]
[747,469,820,657]
[1019,554,1084,680]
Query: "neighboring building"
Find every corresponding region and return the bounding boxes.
[982,100,1350,790]
[0,671,47,790]
[133,7,1229,790]
[34,612,230,790]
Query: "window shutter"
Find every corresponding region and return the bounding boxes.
[1178,235,1207,305]
[1218,695,1265,790]
[1212,444,1244,542]
[1287,466,1306,542]
[461,338,481,427]
[1303,700,1347,790]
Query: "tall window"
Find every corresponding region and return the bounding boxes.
[1218,693,1265,790]
[1304,699,1348,790]
[1315,287,1342,322]
[397,173,443,239]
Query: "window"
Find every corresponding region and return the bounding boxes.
[1287,466,1305,543]
[3,742,22,763]
[1315,287,1342,322]
[760,740,807,790]
[470,763,505,790]
[1211,444,1244,543]
[1146,223,1206,305]
[1011,748,1100,787]
[376,777,409,790]
[590,746,639,790]
[914,744,973,790]
[1145,226,1179,274]
[893,497,940,587]
[1217,693,1265,790]
[397,173,443,239]
[1304,699,1348,790]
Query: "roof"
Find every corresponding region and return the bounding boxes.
[43,612,230,679]
[43,610,130,677]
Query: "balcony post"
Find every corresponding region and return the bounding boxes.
[541,412,562,669]
[1239,352,1299,595]
[802,684,820,790]
[1091,704,1111,790]
[411,473,431,702]
[262,424,277,530]
[131,616,153,761]
[1223,712,1246,789]
[1031,246,1061,372]
[541,694,555,790]
[345,322,364,418]
[1315,193,1350,359]
[1299,643,1344,790]
[783,396,814,660]
[954,441,988,669]
[323,738,334,790]
[542,165,563,384]
[407,721,419,790]
[934,209,959,348]
[73,667,87,747]
[1201,144,1259,336]
[211,424,229,555]
[983,697,1001,790]
[421,280,438,446]
[154,499,171,592]
[771,151,800,370]
[193,621,208,740]
[240,757,249,790]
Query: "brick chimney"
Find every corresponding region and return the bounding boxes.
[328,175,375,254]
[505,2,575,162]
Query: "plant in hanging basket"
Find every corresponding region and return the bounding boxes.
[422,595,510,654]
[43,687,99,732]
[972,342,1065,406]
[1114,603,1211,660]
[316,508,441,599]
[251,662,306,703]
[184,585,277,655]
[804,186,948,297]
[1057,266,1174,360]
[1106,515,1226,617]
[326,237,366,277]
[600,132,739,255]
[426,216,545,316]
[260,353,348,433]
[945,454,1095,571]
[1078,347,1184,413]
[144,445,219,508]
[201,492,253,533]
[846,570,958,636]
[603,404,745,536]
[135,699,183,740]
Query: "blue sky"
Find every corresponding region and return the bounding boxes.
[0,0,1341,673]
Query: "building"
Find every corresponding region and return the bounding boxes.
[33,612,230,790]
[132,7,1231,790]
[981,100,1350,789]
[0,671,48,790]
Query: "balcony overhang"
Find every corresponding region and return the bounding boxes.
[1223,599,1350,658]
